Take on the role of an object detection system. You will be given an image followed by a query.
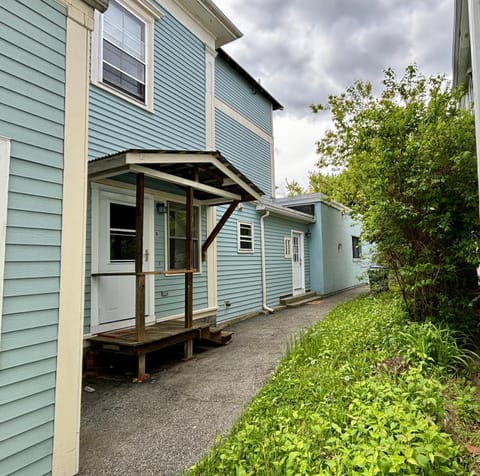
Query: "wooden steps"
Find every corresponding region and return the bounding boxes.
[87,320,233,377]
[200,326,233,345]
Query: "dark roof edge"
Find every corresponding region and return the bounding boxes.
[217,48,283,111]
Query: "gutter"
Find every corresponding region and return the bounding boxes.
[260,211,274,313]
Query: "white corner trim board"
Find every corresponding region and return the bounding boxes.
[0,137,11,340]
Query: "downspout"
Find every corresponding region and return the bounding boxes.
[260,210,274,313]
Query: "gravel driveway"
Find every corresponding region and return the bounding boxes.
[79,286,367,475]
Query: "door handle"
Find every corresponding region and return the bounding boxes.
[144,249,149,262]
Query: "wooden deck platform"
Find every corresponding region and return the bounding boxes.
[88,320,232,376]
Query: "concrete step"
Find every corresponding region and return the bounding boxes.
[280,291,317,307]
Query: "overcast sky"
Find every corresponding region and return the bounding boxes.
[214,0,454,196]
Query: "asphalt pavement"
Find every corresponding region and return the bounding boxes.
[79,285,367,475]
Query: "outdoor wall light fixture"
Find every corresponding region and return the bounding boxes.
[338,243,343,252]
[156,202,167,214]
[305,231,312,238]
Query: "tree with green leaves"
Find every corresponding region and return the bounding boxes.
[311,65,479,321]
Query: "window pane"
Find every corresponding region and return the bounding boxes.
[111,231,136,261]
[168,203,199,270]
[240,224,252,237]
[169,238,186,269]
[104,41,145,82]
[101,0,146,102]
[103,0,145,61]
[110,203,136,261]
[169,203,198,237]
[352,236,361,259]
[239,239,252,250]
[110,203,136,230]
[103,63,145,101]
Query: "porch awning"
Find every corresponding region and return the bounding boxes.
[88,149,263,205]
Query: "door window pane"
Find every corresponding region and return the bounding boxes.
[110,203,136,261]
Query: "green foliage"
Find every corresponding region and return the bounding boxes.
[394,322,477,373]
[285,178,305,197]
[187,293,477,475]
[367,266,390,293]
[311,65,480,321]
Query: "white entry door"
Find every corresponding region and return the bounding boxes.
[92,189,154,333]
[292,231,305,296]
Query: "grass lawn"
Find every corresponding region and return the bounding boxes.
[187,292,480,475]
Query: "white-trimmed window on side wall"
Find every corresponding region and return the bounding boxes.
[237,221,254,253]
[0,137,11,340]
[93,0,162,111]
[284,236,292,258]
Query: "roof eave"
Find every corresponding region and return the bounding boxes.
[256,202,315,223]
[217,48,284,110]
[183,0,243,48]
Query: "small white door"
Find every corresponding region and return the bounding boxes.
[93,189,154,332]
[292,231,305,296]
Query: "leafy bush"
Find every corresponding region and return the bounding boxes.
[311,66,480,322]
[187,293,476,475]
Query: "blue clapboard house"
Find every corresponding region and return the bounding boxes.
[0,1,368,474]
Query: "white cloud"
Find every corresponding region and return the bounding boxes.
[214,0,453,190]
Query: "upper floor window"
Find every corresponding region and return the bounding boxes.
[93,0,162,112]
[102,0,146,102]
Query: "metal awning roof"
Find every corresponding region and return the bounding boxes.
[88,149,263,205]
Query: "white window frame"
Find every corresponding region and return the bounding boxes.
[284,236,292,258]
[0,138,10,340]
[237,221,254,253]
[91,0,162,112]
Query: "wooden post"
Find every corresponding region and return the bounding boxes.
[184,183,194,359]
[138,353,146,378]
[135,173,145,345]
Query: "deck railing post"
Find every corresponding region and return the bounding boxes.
[184,170,195,359]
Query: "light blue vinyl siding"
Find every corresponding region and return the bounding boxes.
[88,6,206,160]
[309,202,368,295]
[264,216,310,307]
[0,0,67,474]
[215,56,273,136]
[216,204,262,322]
[215,109,272,198]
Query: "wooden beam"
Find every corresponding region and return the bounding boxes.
[202,200,239,260]
[129,164,242,201]
[135,173,145,344]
